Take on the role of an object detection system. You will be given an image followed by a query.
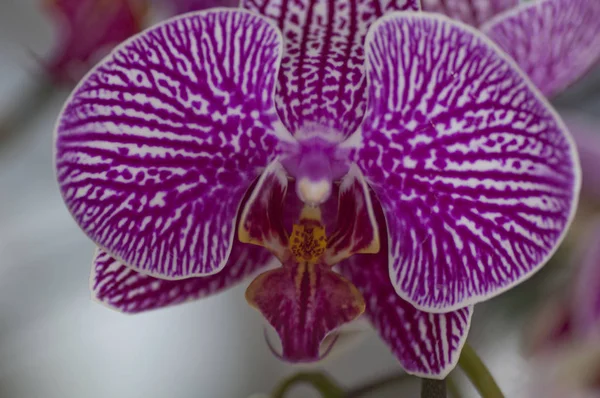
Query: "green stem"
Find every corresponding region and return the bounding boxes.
[271,371,344,398]
[447,375,463,398]
[421,379,447,398]
[458,343,504,398]
[344,373,413,397]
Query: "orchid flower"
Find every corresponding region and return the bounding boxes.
[43,0,149,83]
[525,218,600,397]
[563,115,600,200]
[527,340,600,398]
[422,0,518,27]
[482,0,600,99]
[43,0,238,84]
[427,0,600,100]
[163,0,239,15]
[524,115,600,395]
[527,114,600,353]
[54,1,580,379]
[528,220,600,352]
[428,0,600,343]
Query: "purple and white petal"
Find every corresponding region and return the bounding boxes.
[91,244,273,313]
[422,0,518,27]
[342,199,472,378]
[238,160,290,261]
[572,219,600,337]
[242,0,420,140]
[55,10,292,278]
[355,12,580,311]
[561,114,600,198]
[482,0,600,98]
[325,164,379,265]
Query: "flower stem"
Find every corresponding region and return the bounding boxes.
[447,375,463,398]
[344,372,413,397]
[271,371,344,398]
[458,343,505,398]
[421,379,447,398]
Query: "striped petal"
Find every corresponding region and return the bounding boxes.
[242,0,420,140]
[355,12,580,311]
[482,0,600,98]
[55,10,292,278]
[91,244,273,313]
[422,0,517,27]
[342,196,472,378]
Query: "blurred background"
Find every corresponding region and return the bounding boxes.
[0,1,598,397]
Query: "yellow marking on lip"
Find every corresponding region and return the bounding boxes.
[288,204,327,264]
[289,222,327,264]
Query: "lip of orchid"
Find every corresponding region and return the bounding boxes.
[238,160,379,363]
[244,200,367,362]
[262,327,340,363]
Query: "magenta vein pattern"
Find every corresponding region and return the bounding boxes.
[243,0,419,139]
[343,195,472,377]
[92,243,272,312]
[56,11,286,278]
[357,14,578,311]
[421,0,518,27]
[483,0,600,98]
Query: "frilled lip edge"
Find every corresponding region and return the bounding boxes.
[263,328,340,362]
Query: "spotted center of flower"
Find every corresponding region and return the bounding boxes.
[289,207,327,264]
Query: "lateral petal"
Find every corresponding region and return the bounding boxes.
[355,12,579,311]
[55,10,291,278]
